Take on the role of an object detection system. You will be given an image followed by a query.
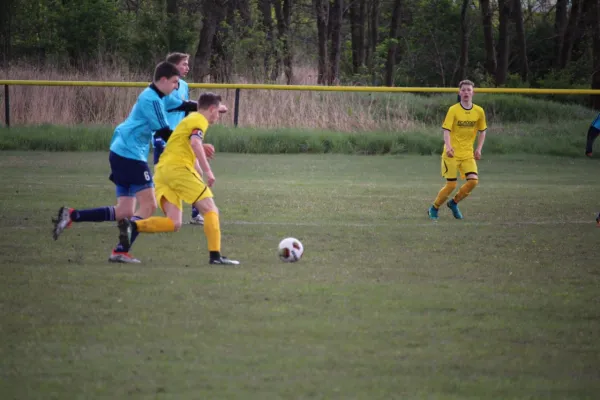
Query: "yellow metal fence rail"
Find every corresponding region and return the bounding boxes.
[2,80,599,127]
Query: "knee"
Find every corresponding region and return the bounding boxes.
[115,205,134,220]
[445,180,458,190]
[138,200,157,219]
[467,178,479,189]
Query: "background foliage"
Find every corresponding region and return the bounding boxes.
[1,0,599,110]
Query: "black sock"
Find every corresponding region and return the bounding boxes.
[210,251,221,260]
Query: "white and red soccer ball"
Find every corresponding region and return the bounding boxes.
[278,237,304,263]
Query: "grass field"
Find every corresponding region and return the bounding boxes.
[1,151,599,399]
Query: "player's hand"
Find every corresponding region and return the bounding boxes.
[203,143,215,160]
[206,171,216,187]
[446,147,455,158]
[474,149,482,160]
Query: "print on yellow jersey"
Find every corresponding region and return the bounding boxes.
[159,112,209,169]
[442,103,487,160]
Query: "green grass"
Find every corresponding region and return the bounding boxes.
[1,151,599,399]
[0,118,596,157]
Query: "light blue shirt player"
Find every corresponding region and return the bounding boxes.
[110,84,172,162]
[153,79,190,164]
[167,79,189,128]
[109,84,178,197]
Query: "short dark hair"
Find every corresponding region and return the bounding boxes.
[166,52,190,65]
[197,92,222,110]
[153,61,180,82]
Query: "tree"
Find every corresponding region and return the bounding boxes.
[273,0,294,84]
[455,0,471,85]
[479,0,496,78]
[512,0,528,81]
[554,0,568,67]
[367,0,380,75]
[560,0,582,68]
[327,0,343,84]
[385,0,403,86]
[349,0,366,73]
[313,0,329,83]
[496,0,512,85]
[193,0,227,81]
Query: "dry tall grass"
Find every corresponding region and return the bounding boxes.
[0,64,415,131]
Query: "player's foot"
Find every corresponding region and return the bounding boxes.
[52,206,73,240]
[210,256,240,265]
[108,251,141,264]
[596,212,600,227]
[118,219,133,250]
[190,214,204,225]
[428,205,439,220]
[586,151,593,157]
[447,199,464,219]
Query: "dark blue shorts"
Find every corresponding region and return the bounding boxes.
[109,151,154,197]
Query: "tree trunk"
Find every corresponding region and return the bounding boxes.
[367,0,380,76]
[560,0,582,67]
[166,0,178,51]
[327,0,342,84]
[349,0,366,73]
[259,0,278,81]
[496,0,512,85]
[385,0,402,87]
[455,0,470,85]
[587,0,600,109]
[193,0,227,81]
[480,0,496,79]
[313,0,329,84]
[274,0,293,84]
[0,0,14,66]
[512,0,528,81]
[554,0,568,67]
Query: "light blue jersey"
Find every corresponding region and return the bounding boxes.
[110,84,179,161]
[592,113,600,130]
[166,79,189,129]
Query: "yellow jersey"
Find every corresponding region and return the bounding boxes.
[442,103,487,160]
[159,112,210,169]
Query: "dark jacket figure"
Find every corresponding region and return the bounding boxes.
[585,113,600,157]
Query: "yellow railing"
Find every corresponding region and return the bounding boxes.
[2,80,599,127]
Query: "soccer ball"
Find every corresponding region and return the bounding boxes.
[278,237,304,262]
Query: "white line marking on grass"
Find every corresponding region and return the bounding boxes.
[5,219,594,231]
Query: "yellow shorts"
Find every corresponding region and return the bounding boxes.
[154,165,213,211]
[441,157,478,180]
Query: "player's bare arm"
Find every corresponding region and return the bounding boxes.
[190,134,215,187]
[474,129,486,160]
[443,129,454,157]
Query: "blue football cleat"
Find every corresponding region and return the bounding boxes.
[447,199,464,219]
[428,205,439,220]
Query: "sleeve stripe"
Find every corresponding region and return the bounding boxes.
[152,100,169,129]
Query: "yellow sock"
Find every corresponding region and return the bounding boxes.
[433,181,457,208]
[134,217,175,233]
[203,211,221,252]
[453,179,478,203]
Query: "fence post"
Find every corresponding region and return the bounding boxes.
[4,85,9,127]
[234,88,240,127]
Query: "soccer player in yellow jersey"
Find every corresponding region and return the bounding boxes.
[116,92,239,265]
[428,80,487,220]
